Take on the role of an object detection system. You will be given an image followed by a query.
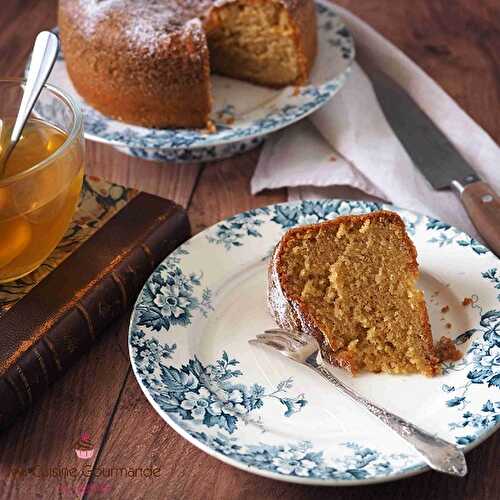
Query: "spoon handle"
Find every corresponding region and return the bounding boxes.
[10,31,59,143]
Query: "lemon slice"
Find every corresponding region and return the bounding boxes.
[0,219,32,268]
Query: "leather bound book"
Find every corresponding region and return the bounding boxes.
[0,179,190,430]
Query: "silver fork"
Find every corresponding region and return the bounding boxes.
[249,328,467,477]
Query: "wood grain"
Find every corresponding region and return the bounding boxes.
[85,146,201,204]
[1,0,56,78]
[0,315,131,499]
[83,152,288,500]
[0,0,499,499]
[187,149,286,233]
[334,0,500,141]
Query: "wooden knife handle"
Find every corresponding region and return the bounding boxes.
[460,181,500,256]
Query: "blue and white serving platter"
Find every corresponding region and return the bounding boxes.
[39,0,354,163]
[129,200,500,485]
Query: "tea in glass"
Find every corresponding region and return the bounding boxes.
[0,79,84,283]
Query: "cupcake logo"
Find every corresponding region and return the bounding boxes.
[75,432,95,460]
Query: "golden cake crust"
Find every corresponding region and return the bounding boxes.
[58,0,317,128]
[268,211,441,376]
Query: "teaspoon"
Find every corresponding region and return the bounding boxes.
[0,31,59,177]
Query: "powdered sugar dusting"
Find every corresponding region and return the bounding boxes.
[78,0,122,36]
[75,0,214,52]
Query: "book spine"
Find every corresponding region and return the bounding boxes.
[0,196,190,430]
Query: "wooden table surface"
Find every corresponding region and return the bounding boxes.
[1,0,499,499]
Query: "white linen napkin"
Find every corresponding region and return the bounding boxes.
[251,4,500,239]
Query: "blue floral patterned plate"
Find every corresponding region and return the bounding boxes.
[129,200,499,485]
[34,0,354,163]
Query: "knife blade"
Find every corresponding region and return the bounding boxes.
[368,69,500,256]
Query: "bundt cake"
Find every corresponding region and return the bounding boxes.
[268,210,460,376]
[58,0,317,128]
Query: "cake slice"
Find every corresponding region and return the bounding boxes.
[268,210,457,376]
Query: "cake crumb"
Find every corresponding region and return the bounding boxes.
[224,116,235,125]
[205,121,216,134]
[435,337,461,362]
[462,297,473,306]
[441,305,449,313]
[292,86,300,96]
[330,155,337,162]
[446,322,452,329]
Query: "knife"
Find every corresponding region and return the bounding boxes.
[368,69,500,256]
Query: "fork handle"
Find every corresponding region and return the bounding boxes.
[309,361,467,477]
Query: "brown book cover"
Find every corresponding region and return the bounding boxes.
[0,177,190,430]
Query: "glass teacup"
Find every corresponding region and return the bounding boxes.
[0,78,84,283]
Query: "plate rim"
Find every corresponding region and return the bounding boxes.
[128,376,500,487]
[128,199,499,486]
